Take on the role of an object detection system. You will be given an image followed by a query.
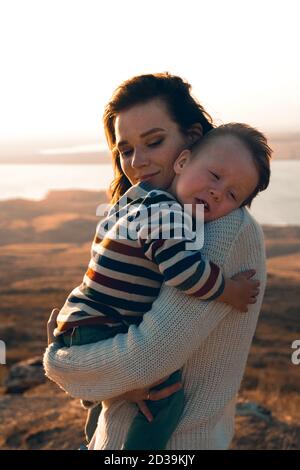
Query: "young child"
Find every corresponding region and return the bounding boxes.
[54,123,271,449]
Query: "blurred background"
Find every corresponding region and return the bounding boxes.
[0,0,299,449]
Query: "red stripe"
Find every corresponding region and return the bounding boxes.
[100,238,145,258]
[57,316,121,332]
[192,262,220,297]
[86,268,145,294]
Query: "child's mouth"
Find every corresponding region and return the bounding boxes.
[195,198,210,213]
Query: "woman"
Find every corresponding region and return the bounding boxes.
[44,73,268,449]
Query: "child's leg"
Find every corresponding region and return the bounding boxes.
[84,403,103,444]
[123,370,184,450]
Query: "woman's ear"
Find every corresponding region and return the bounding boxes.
[187,123,203,145]
[173,149,192,174]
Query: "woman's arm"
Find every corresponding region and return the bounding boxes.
[45,285,231,401]
[44,208,266,402]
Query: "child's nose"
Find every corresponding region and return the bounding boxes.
[209,188,222,201]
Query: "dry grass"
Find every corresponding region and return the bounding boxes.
[0,192,299,449]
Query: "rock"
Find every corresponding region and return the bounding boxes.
[236,400,272,422]
[4,357,46,394]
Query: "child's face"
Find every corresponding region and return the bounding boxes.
[171,135,259,222]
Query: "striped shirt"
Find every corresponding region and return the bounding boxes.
[55,182,225,335]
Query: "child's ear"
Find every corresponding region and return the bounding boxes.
[174,149,192,174]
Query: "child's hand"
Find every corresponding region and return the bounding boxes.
[219,270,260,312]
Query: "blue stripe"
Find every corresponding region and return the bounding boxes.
[67,298,143,326]
[79,285,155,313]
[175,259,207,291]
[107,279,161,297]
[155,241,187,264]
[163,252,203,282]
[92,254,163,282]
[142,194,176,207]
[142,224,182,254]
[68,295,125,321]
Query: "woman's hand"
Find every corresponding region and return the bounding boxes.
[104,377,182,423]
[47,308,60,345]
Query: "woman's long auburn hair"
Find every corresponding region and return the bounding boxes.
[103,73,214,204]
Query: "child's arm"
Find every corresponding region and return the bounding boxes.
[136,198,259,309]
[137,203,224,301]
[218,271,260,312]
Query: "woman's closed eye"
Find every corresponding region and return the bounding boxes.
[120,149,133,158]
[147,138,164,148]
[119,139,163,157]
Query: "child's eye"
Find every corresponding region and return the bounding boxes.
[229,192,236,201]
[210,171,220,180]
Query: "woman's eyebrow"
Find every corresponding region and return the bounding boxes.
[117,128,166,148]
[140,128,165,138]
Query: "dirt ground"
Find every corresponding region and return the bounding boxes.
[0,191,299,449]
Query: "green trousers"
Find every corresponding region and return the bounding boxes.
[61,325,184,449]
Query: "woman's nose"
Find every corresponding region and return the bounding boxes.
[131,149,149,168]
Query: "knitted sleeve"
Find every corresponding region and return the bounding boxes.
[43,208,265,402]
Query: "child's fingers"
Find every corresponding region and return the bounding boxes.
[150,375,171,387]
[249,281,260,290]
[249,282,260,292]
[243,269,256,279]
[137,401,153,422]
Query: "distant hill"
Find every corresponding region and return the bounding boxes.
[0,133,300,163]
[0,151,110,165]
[268,132,300,160]
[0,138,111,164]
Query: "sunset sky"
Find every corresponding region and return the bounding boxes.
[1,0,299,143]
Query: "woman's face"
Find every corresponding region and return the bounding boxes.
[114,99,190,189]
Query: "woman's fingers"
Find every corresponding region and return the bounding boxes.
[148,382,182,401]
[137,401,153,422]
[48,308,59,324]
[47,308,59,345]
[150,375,170,387]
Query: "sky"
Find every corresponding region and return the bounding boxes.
[1,0,299,144]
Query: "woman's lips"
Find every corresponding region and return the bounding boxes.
[138,172,160,182]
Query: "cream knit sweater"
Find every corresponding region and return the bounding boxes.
[44,207,266,450]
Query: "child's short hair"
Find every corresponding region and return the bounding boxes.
[190,123,272,207]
